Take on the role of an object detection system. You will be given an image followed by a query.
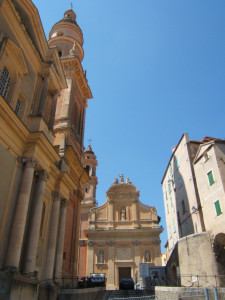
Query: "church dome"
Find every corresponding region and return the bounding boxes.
[48,9,84,61]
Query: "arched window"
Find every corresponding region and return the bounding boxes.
[0,67,11,99]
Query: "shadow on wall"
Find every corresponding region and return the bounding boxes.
[172,155,194,240]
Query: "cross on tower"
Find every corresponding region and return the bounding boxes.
[70,2,73,10]
[88,138,93,145]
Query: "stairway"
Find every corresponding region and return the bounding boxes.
[102,289,152,300]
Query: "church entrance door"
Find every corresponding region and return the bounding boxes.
[119,267,131,282]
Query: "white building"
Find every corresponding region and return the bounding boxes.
[162,134,225,285]
[161,133,204,254]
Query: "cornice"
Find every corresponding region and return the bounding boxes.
[61,57,92,99]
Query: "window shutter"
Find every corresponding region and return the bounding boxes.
[214,200,222,216]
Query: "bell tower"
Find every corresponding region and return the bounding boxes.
[48,9,92,156]
[82,145,98,205]
[78,145,98,277]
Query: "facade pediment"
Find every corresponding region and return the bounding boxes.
[4,38,28,75]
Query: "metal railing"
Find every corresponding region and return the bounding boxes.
[148,274,225,288]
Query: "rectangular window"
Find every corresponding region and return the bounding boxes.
[15,99,21,115]
[167,203,169,214]
[181,200,186,214]
[214,200,222,216]
[178,175,183,188]
[207,171,215,186]
[0,67,11,99]
[175,157,179,169]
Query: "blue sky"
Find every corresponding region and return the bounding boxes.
[33,0,225,251]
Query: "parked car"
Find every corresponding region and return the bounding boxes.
[90,273,106,286]
[119,277,134,290]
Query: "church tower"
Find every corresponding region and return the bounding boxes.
[48,9,93,278]
[78,145,98,277]
[48,9,92,156]
[82,145,98,205]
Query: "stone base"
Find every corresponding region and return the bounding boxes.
[0,271,39,300]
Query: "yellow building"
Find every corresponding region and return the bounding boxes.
[0,0,91,298]
[79,173,163,290]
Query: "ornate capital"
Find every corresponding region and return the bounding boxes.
[35,170,49,181]
[52,191,63,202]
[22,158,38,169]
[88,241,94,248]
[61,198,69,207]
[17,157,23,169]
[107,241,114,247]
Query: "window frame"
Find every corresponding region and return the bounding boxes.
[214,199,222,216]
[207,170,215,186]
[0,66,11,99]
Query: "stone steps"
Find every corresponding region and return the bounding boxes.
[103,289,152,300]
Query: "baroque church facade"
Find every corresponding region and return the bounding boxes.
[79,148,163,290]
[0,0,93,298]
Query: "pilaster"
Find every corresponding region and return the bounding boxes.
[5,158,37,270]
[54,198,68,280]
[43,192,61,280]
[23,170,49,274]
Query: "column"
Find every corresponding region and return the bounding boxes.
[86,241,94,276]
[37,73,50,116]
[107,241,115,289]
[132,200,139,228]
[23,170,48,274]
[6,158,37,269]
[133,240,140,284]
[44,192,61,280]
[54,198,68,280]
[154,240,162,266]
[108,201,114,228]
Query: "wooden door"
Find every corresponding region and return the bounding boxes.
[119,267,131,282]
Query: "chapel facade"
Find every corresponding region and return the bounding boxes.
[79,170,163,290]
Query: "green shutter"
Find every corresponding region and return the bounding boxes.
[208,171,215,185]
[214,200,222,216]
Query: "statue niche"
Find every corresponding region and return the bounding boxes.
[97,250,104,264]
[120,207,126,221]
[144,250,151,263]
